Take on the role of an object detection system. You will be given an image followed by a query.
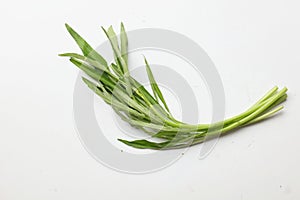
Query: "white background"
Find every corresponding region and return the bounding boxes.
[0,0,300,199]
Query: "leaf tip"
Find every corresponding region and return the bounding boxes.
[101,26,108,35]
[58,53,68,57]
[117,138,129,144]
[81,76,90,84]
[120,22,125,30]
[142,55,148,63]
[65,23,72,31]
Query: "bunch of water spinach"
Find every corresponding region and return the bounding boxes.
[60,23,288,150]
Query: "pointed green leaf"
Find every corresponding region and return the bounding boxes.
[101,26,122,71]
[102,26,132,97]
[144,57,170,112]
[109,63,122,77]
[129,77,173,120]
[101,25,129,75]
[120,22,128,65]
[69,58,115,89]
[59,53,108,72]
[65,23,107,67]
[118,139,169,150]
[82,77,111,104]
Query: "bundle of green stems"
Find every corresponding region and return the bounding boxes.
[60,23,288,150]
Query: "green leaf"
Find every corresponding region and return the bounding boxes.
[83,77,149,121]
[144,57,170,112]
[69,58,115,89]
[59,53,108,72]
[65,23,108,67]
[118,139,169,150]
[109,63,123,77]
[101,25,129,75]
[102,25,132,97]
[101,26,122,71]
[129,77,173,121]
[120,22,128,65]
[82,77,111,104]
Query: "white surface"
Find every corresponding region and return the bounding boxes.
[0,0,299,199]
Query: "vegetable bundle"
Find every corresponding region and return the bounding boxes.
[60,23,288,150]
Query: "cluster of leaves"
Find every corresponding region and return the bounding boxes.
[60,23,288,150]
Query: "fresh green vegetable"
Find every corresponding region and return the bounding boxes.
[60,23,288,150]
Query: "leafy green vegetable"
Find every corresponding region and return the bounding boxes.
[60,23,288,150]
